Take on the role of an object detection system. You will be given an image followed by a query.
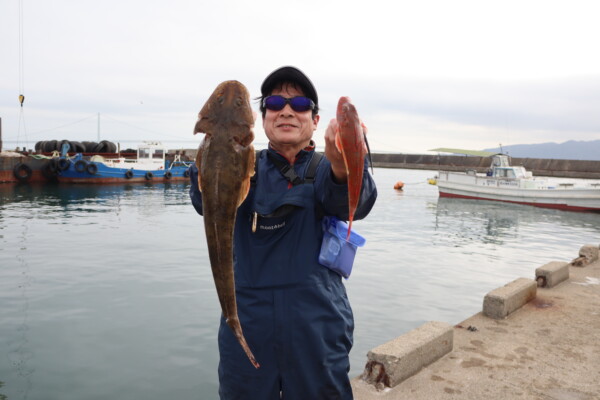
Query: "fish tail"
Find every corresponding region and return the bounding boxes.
[346,218,353,240]
[226,317,260,369]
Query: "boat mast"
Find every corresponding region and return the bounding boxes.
[97,113,100,142]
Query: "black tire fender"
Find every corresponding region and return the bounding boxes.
[74,160,87,173]
[57,158,71,171]
[13,163,33,182]
[86,163,98,175]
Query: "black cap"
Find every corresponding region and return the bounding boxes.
[260,66,318,110]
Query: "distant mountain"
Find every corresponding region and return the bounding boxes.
[484,140,600,161]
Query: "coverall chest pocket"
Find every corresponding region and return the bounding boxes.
[238,184,320,287]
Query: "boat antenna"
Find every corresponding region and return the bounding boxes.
[499,143,504,155]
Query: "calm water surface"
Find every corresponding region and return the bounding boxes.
[1,168,599,400]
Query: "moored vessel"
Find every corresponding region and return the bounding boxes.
[436,154,600,212]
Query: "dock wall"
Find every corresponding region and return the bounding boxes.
[2,151,600,183]
[179,149,600,179]
[371,153,600,179]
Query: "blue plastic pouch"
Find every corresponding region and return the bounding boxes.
[318,216,366,279]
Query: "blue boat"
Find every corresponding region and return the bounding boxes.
[56,142,193,183]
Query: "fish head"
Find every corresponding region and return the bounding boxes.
[336,96,359,128]
[194,80,255,144]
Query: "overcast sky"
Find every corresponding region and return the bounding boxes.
[1,0,599,153]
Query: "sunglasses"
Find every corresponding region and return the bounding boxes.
[262,95,315,112]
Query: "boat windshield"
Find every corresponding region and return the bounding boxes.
[153,149,164,159]
[139,148,150,159]
[494,168,516,178]
[138,146,166,161]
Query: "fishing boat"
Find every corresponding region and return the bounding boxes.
[56,141,193,183]
[434,152,600,212]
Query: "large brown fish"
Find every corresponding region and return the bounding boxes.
[194,80,259,368]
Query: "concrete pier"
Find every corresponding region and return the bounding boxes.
[352,250,600,399]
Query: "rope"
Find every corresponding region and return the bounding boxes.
[17,0,28,151]
[18,0,24,97]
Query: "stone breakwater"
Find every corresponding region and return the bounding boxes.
[3,151,600,183]
[352,244,600,399]
[371,153,600,179]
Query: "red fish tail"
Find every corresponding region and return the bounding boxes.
[346,218,353,240]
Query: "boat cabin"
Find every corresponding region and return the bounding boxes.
[137,142,167,167]
[488,155,532,179]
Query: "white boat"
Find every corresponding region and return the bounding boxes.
[435,153,600,212]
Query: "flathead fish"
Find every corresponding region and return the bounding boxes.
[335,96,366,239]
[194,80,259,368]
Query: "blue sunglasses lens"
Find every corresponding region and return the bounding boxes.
[264,96,314,112]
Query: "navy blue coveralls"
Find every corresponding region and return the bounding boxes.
[190,146,377,399]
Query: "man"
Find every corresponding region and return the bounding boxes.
[190,66,377,399]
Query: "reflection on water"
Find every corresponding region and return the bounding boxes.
[0,382,7,400]
[431,196,600,248]
[8,215,34,400]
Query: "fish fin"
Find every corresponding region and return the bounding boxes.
[336,133,350,176]
[239,178,251,206]
[363,130,374,175]
[195,142,204,192]
[237,145,255,207]
[335,129,342,153]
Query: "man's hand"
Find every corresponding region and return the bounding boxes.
[325,119,369,184]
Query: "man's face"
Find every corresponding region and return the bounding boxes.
[263,83,320,151]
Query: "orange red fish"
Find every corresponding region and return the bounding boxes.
[335,96,368,239]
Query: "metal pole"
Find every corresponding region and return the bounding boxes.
[0,117,3,152]
[97,113,100,142]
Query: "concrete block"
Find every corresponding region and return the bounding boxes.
[580,244,599,262]
[361,321,453,389]
[571,245,599,267]
[483,278,536,319]
[535,261,569,288]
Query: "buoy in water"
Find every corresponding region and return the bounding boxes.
[394,181,404,190]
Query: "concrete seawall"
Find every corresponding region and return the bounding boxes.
[176,150,600,179]
[2,151,600,183]
[371,153,600,179]
[352,244,600,399]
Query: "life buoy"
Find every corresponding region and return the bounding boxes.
[394,181,404,190]
[145,171,153,180]
[86,163,98,175]
[74,160,87,173]
[164,171,172,179]
[13,163,33,182]
[124,170,133,179]
[57,158,71,171]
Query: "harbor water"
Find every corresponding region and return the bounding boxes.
[1,168,599,400]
